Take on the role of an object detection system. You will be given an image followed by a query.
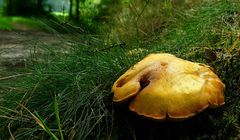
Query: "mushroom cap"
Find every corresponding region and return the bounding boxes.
[112,53,225,120]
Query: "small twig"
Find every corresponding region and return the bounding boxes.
[0,115,18,120]
[136,0,150,23]
[0,73,32,81]
[64,22,84,32]
[87,43,126,53]
[227,33,240,54]
[97,43,126,52]
[135,0,150,35]
[8,122,16,140]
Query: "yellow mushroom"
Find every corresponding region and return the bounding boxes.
[112,53,225,120]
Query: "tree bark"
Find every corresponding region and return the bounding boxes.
[75,0,79,20]
[69,0,73,19]
[5,0,13,15]
[37,0,43,11]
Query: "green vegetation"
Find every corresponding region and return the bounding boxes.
[0,16,45,30]
[0,0,240,139]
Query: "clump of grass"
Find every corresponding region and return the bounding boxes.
[0,40,145,139]
[0,0,240,139]
[104,0,203,45]
[151,0,240,56]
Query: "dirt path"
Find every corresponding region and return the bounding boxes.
[0,31,73,74]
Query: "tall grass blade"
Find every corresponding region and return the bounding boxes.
[54,95,64,140]
[34,111,59,140]
[19,104,59,140]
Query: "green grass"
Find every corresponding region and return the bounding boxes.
[0,0,240,139]
[0,15,78,34]
[0,16,45,31]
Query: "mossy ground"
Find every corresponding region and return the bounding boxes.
[0,16,46,31]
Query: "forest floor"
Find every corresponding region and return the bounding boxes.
[0,1,240,139]
[0,30,73,74]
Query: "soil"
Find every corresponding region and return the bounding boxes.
[0,30,73,76]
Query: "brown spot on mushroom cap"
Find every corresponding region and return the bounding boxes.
[112,53,225,120]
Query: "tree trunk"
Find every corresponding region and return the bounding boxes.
[69,0,73,19]
[75,0,79,20]
[5,0,13,15]
[37,0,43,11]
